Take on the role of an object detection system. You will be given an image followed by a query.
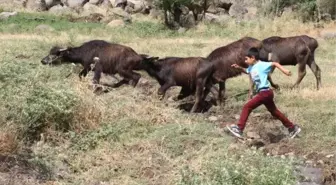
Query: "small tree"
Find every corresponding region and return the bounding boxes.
[317,0,335,20]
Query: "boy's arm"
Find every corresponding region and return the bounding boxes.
[231,64,248,74]
[271,62,291,76]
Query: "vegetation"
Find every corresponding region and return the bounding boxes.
[0,11,335,185]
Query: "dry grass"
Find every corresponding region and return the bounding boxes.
[0,12,335,185]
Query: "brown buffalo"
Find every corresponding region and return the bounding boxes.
[259,35,321,90]
[140,57,215,112]
[206,37,262,103]
[41,40,157,88]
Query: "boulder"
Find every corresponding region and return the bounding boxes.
[66,0,86,8]
[126,0,145,13]
[228,3,247,18]
[110,0,127,8]
[101,0,112,7]
[89,0,102,5]
[110,7,131,20]
[25,0,47,11]
[107,19,125,27]
[48,5,71,15]
[205,12,219,22]
[45,0,62,8]
[82,3,107,16]
[0,0,25,9]
[244,6,257,20]
[180,11,196,28]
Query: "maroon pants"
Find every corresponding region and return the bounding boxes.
[238,89,294,131]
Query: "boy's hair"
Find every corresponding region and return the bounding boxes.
[246,47,260,60]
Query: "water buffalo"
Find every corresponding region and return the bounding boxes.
[259,35,321,90]
[41,40,157,88]
[140,57,214,112]
[206,37,262,103]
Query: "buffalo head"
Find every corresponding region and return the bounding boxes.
[41,46,69,65]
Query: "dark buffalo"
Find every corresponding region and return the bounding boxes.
[41,40,157,88]
[206,37,262,103]
[141,57,214,112]
[259,35,321,90]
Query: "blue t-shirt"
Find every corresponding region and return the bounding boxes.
[246,61,272,91]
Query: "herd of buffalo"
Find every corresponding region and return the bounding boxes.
[41,35,321,112]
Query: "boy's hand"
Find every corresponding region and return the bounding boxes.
[285,70,292,76]
[231,64,239,68]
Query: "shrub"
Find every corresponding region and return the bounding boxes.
[21,85,79,141]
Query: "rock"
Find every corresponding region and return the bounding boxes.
[244,7,257,20]
[45,0,62,8]
[110,0,127,8]
[320,30,336,39]
[107,19,125,27]
[0,11,17,20]
[111,7,131,20]
[246,131,260,139]
[48,5,71,15]
[82,3,107,16]
[180,12,196,28]
[89,0,102,5]
[208,116,218,122]
[326,154,334,158]
[234,114,240,120]
[177,27,186,33]
[204,13,219,22]
[127,0,145,13]
[35,24,55,32]
[25,0,47,11]
[101,0,112,7]
[228,3,247,18]
[66,0,86,8]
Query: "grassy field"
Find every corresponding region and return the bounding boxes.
[0,12,335,185]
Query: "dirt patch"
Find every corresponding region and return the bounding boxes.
[0,154,52,185]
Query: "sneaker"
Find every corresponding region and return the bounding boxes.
[288,125,301,138]
[226,124,243,138]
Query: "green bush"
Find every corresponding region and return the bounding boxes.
[178,150,296,185]
[317,0,336,20]
[258,0,318,21]
[21,85,79,141]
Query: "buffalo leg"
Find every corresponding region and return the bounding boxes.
[114,69,136,88]
[292,63,307,89]
[92,63,102,84]
[79,67,90,80]
[158,83,173,100]
[174,87,192,101]
[218,81,226,105]
[130,71,141,87]
[307,54,321,90]
[112,79,131,88]
[191,78,207,113]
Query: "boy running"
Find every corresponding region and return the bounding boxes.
[227,47,301,139]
